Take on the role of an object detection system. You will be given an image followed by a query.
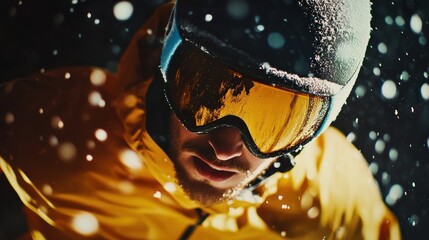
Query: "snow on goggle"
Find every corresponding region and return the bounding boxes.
[163,42,330,158]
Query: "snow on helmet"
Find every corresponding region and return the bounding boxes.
[160,0,371,158]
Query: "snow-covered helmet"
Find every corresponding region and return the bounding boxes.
[160,0,371,158]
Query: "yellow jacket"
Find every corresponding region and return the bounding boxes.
[0,3,400,240]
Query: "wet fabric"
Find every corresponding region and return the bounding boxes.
[0,3,400,240]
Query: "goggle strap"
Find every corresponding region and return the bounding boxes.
[246,151,298,192]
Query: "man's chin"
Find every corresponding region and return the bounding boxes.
[175,170,244,207]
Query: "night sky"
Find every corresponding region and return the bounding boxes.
[0,0,428,239]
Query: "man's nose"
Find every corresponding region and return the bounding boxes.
[208,127,243,161]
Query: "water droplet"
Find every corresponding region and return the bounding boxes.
[410,14,422,34]
[205,14,213,22]
[385,16,393,25]
[113,1,134,21]
[123,94,138,108]
[119,149,143,170]
[373,67,381,76]
[90,69,106,86]
[88,91,105,107]
[355,85,366,97]
[307,206,320,219]
[378,42,387,54]
[400,71,409,81]
[408,214,419,227]
[375,139,386,154]
[381,80,397,99]
[164,182,177,193]
[421,83,429,100]
[57,142,77,162]
[255,24,265,32]
[51,116,64,129]
[94,19,100,25]
[395,16,405,26]
[389,148,398,161]
[118,181,135,194]
[227,0,249,20]
[369,131,377,140]
[71,212,99,236]
[86,154,93,162]
[346,132,356,142]
[49,135,59,147]
[94,129,108,142]
[267,32,285,49]
[65,72,71,79]
[385,184,404,206]
[153,191,162,199]
[281,231,287,237]
[87,12,92,18]
[5,112,14,124]
[42,184,53,195]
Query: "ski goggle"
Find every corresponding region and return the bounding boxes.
[162,42,331,158]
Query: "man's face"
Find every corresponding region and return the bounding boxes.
[169,114,277,206]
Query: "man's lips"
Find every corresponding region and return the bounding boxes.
[192,157,237,182]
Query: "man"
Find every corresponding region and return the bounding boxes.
[0,0,401,239]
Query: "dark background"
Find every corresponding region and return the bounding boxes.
[0,0,428,239]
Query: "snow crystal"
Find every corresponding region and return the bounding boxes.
[113,1,134,21]
[65,72,71,79]
[427,137,429,150]
[386,184,404,206]
[57,142,77,162]
[87,12,92,19]
[381,80,397,99]
[410,14,422,34]
[71,212,99,236]
[94,19,100,25]
[94,129,108,142]
[420,83,429,100]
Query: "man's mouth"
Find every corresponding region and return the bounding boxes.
[192,157,237,182]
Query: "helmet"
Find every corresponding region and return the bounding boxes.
[160,0,371,158]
